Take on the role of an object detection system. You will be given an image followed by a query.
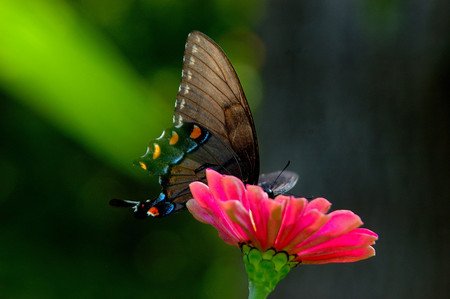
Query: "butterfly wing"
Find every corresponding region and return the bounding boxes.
[258,170,299,198]
[173,31,259,185]
[129,31,260,216]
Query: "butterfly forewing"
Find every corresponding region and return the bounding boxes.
[174,31,259,185]
[258,170,299,197]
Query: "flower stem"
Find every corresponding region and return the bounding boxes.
[248,281,272,299]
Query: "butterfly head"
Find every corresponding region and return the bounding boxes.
[264,188,275,199]
[110,193,175,218]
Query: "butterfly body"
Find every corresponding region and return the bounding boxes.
[111,31,298,218]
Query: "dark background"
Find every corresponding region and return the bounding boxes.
[0,0,448,298]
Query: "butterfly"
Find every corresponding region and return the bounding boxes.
[111,31,298,218]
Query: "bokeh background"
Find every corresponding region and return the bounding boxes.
[0,0,448,298]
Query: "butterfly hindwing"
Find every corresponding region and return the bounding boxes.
[159,131,244,207]
[258,171,299,198]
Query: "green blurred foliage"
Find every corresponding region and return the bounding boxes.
[0,0,264,298]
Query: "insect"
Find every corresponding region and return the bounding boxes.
[111,31,298,218]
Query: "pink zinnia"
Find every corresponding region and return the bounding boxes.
[188,169,378,298]
[187,169,377,264]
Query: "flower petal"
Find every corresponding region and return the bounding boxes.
[189,180,244,244]
[186,198,214,225]
[282,209,329,252]
[247,186,282,250]
[222,200,256,244]
[187,199,238,245]
[274,196,307,249]
[222,175,246,203]
[294,210,363,252]
[299,247,376,264]
[189,181,213,209]
[295,228,378,257]
[259,197,282,250]
[304,197,331,214]
[205,169,227,201]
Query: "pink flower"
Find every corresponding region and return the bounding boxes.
[187,169,377,264]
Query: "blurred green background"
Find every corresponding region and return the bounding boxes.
[0,0,448,298]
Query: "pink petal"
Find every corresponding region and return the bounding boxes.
[294,228,378,256]
[222,200,258,245]
[246,186,278,250]
[186,199,239,245]
[259,196,283,250]
[356,228,379,238]
[205,169,227,201]
[216,228,243,246]
[278,198,333,251]
[281,209,329,252]
[217,200,250,239]
[295,210,362,252]
[299,247,376,264]
[304,197,331,213]
[189,180,244,244]
[189,181,213,209]
[274,197,307,249]
[189,181,230,231]
[222,176,246,202]
[186,199,215,225]
[189,181,232,228]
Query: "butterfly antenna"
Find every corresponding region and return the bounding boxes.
[271,161,291,188]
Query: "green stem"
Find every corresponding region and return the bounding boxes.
[248,281,272,299]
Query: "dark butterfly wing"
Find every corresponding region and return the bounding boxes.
[174,31,259,185]
[258,171,299,198]
[156,31,260,212]
[113,31,260,217]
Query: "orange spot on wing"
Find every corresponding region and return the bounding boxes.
[190,125,202,139]
[148,207,159,216]
[139,162,147,170]
[169,131,179,145]
[153,143,161,159]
